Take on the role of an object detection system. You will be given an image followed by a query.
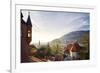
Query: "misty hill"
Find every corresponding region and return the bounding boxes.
[60,30,89,43]
[50,30,89,45]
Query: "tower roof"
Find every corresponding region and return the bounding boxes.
[21,12,26,24]
[21,12,23,18]
[26,12,32,26]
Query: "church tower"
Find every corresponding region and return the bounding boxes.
[26,12,32,44]
[21,11,32,62]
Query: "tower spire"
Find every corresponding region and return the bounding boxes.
[28,11,30,16]
[26,11,32,26]
[21,12,23,18]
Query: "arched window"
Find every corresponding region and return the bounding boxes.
[28,30,31,37]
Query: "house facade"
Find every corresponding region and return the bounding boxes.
[64,42,81,60]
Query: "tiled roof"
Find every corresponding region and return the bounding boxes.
[65,42,81,52]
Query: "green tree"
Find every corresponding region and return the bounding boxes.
[80,34,89,49]
[79,34,90,59]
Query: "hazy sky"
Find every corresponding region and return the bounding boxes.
[21,10,89,44]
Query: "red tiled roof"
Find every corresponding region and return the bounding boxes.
[65,42,81,52]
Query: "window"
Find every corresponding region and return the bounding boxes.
[28,30,31,37]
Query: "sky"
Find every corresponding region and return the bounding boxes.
[21,10,89,44]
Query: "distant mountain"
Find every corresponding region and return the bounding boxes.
[50,30,89,45]
[60,30,89,43]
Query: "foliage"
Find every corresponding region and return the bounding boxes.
[79,34,90,59]
[80,34,89,49]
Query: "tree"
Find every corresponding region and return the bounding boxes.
[80,34,89,49]
[79,34,90,59]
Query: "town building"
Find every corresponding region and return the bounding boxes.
[64,42,81,60]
